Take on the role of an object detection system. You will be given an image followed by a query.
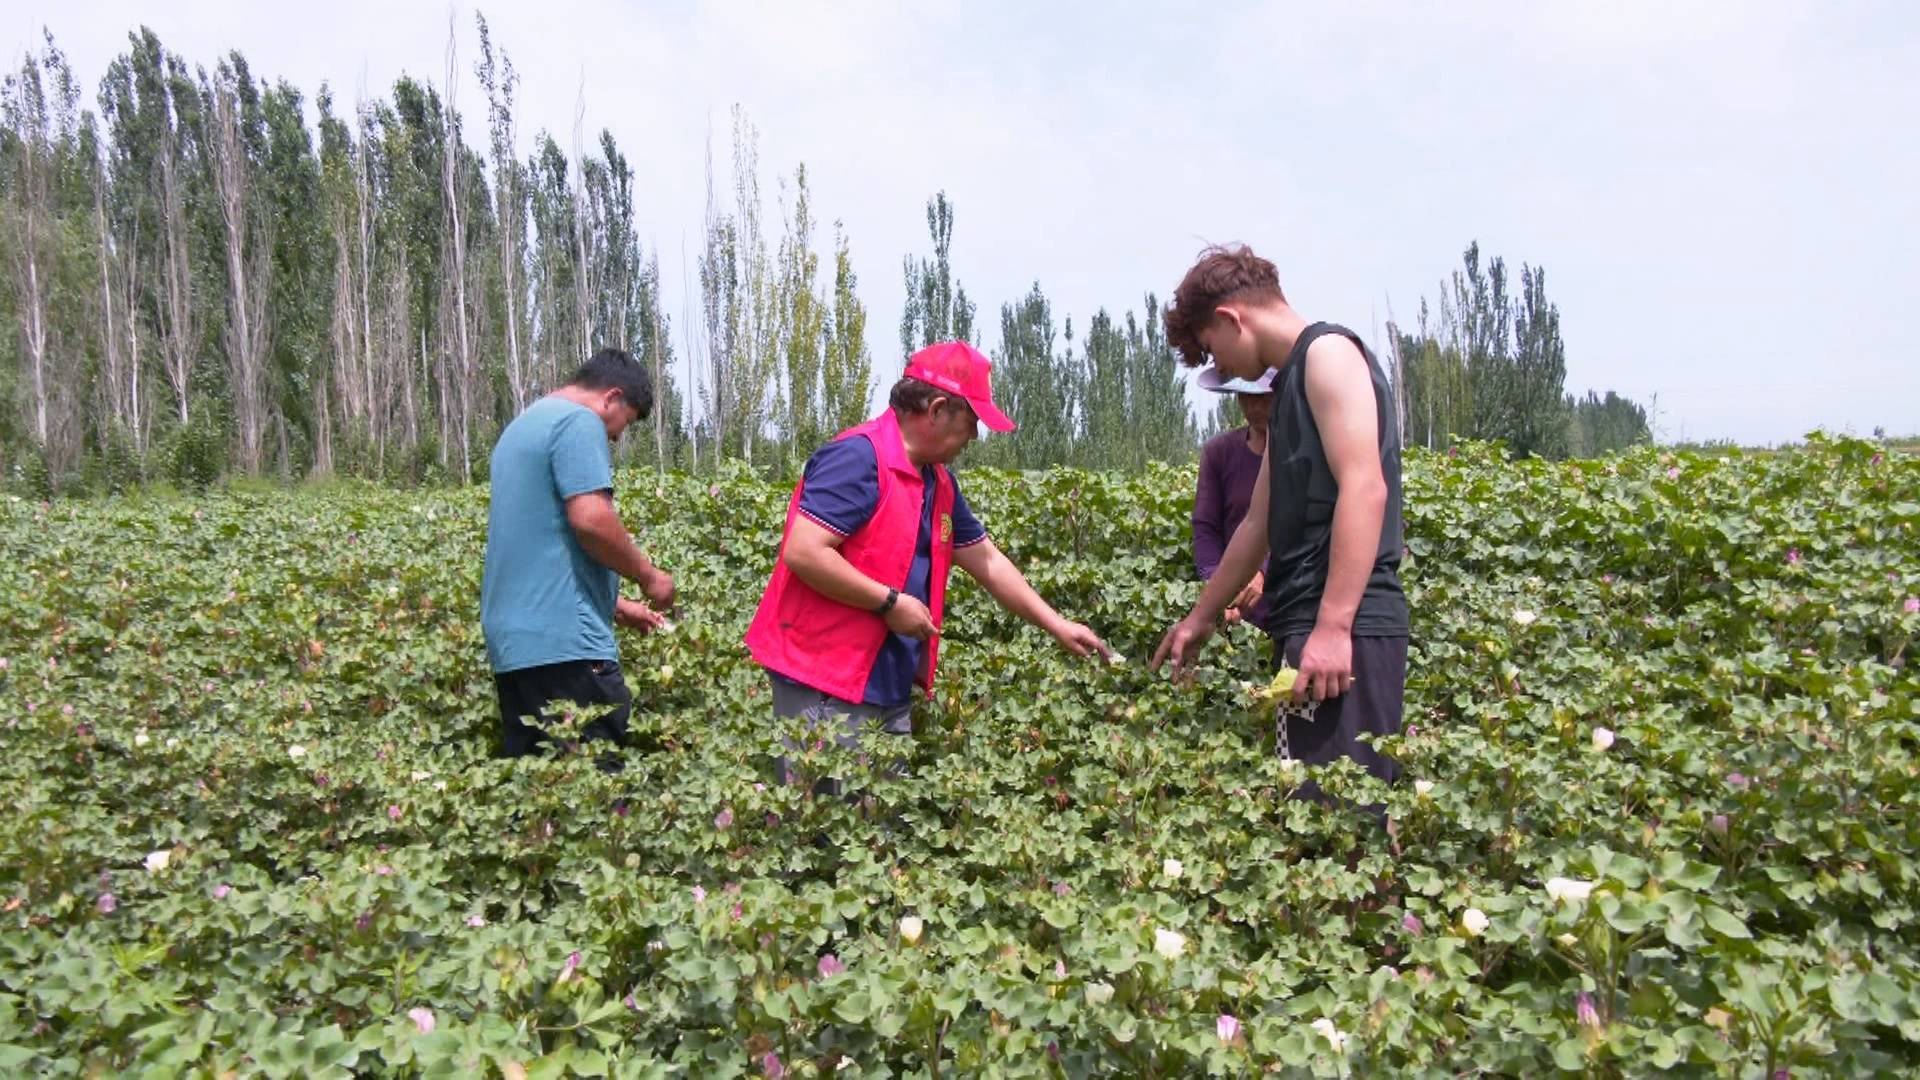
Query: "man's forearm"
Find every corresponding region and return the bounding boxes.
[575,516,662,589]
[787,544,891,611]
[972,554,1064,634]
[1315,482,1385,633]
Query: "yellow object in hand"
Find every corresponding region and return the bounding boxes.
[1249,665,1298,705]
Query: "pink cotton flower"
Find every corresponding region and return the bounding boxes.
[714,808,734,830]
[624,993,640,1010]
[760,1052,784,1079]
[388,804,403,821]
[374,864,393,877]
[1728,773,1750,790]
[1052,881,1072,896]
[466,914,486,928]
[1905,596,1919,614]
[730,903,744,921]
[407,1007,435,1034]
[1217,1013,1242,1043]
[96,892,116,914]
[1576,991,1601,1029]
[561,951,582,980]
[1710,814,1730,835]
[692,886,707,903]
[213,884,231,900]
[1666,467,1681,480]
[1786,549,1802,566]
[817,954,846,979]
[1402,913,1424,936]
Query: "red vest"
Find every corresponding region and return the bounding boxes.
[744,410,958,703]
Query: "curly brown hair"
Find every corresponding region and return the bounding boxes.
[1163,244,1286,368]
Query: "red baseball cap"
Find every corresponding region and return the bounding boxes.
[902,341,1016,433]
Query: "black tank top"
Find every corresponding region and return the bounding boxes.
[1262,322,1409,637]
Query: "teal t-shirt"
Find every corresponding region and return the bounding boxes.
[481,397,619,673]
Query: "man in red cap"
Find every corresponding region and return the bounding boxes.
[747,341,1112,773]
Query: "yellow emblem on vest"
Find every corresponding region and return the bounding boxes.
[939,513,953,543]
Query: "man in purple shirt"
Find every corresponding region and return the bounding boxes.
[1193,367,1277,627]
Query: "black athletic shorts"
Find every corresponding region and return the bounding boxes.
[1273,634,1408,784]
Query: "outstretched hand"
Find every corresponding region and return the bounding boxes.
[1150,615,1215,676]
[1052,620,1114,661]
[615,597,669,634]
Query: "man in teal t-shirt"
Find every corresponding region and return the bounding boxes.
[481,348,676,761]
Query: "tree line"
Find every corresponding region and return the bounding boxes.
[1387,242,1651,459]
[1,22,1644,495]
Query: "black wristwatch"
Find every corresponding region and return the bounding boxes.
[875,587,899,615]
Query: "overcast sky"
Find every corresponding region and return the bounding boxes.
[16,0,1919,445]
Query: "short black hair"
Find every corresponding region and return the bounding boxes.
[568,348,653,418]
[889,376,947,416]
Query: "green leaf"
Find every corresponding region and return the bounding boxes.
[1700,905,1752,940]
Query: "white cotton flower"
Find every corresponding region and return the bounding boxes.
[1461,908,1490,937]
[898,916,924,945]
[433,781,447,792]
[1591,727,1616,752]
[1512,609,1538,626]
[1556,933,1579,949]
[1413,780,1434,798]
[1310,1017,1350,1053]
[1153,927,1187,959]
[133,731,150,748]
[1162,858,1184,881]
[1084,981,1115,1005]
[144,849,171,873]
[410,770,431,783]
[287,744,307,760]
[1278,758,1301,773]
[1105,651,1126,666]
[165,737,179,750]
[1545,877,1597,905]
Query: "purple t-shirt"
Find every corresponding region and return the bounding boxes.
[782,436,986,707]
[1193,427,1273,627]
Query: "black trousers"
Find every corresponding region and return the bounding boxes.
[494,658,632,760]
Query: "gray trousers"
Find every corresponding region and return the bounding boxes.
[769,674,912,793]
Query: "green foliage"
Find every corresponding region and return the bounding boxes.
[1568,390,1652,458]
[1399,243,1634,461]
[157,412,225,491]
[899,190,975,358]
[819,223,872,438]
[2,436,1917,1074]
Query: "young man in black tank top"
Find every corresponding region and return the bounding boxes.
[1151,244,1410,790]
